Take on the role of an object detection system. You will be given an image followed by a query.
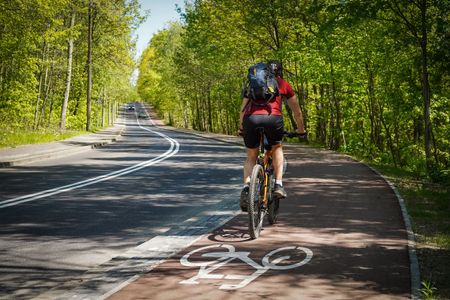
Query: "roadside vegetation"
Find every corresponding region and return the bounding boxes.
[0,0,143,139]
[0,129,85,148]
[369,162,450,299]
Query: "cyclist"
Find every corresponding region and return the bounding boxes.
[239,60,306,212]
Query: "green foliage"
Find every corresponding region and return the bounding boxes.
[421,280,437,300]
[0,128,84,148]
[0,0,144,135]
[136,0,449,182]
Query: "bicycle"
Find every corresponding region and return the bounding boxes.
[247,128,303,239]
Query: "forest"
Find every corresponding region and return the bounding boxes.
[1,0,448,181]
[0,0,142,133]
[137,0,449,184]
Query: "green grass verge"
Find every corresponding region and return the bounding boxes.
[369,162,450,299]
[0,129,86,148]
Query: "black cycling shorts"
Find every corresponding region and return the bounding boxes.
[242,114,284,149]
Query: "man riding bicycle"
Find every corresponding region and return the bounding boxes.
[239,60,306,212]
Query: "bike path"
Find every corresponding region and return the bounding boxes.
[108,145,415,299]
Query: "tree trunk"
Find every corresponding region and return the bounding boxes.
[37,71,52,129]
[388,0,434,173]
[86,0,93,131]
[101,98,105,127]
[315,84,327,144]
[195,89,201,130]
[207,86,212,132]
[365,60,382,152]
[60,10,76,130]
[34,42,47,129]
[419,0,433,174]
[108,97,112,126]
[47,95,54,128]
[288,60,304,131]
[329,52,341,150]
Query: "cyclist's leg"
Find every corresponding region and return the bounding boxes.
[244,148,259,184]
[264,115,286,198]
[242,115,263,184]
[241,148,258,211]
[264,115,284,181]
[272,144,283,181]
[241,115,261,211]
[272,145,287,198]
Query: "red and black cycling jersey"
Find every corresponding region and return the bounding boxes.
[243,77,295,116]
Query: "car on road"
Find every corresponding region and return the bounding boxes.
[127,104,135,111]
[138,112,149,119]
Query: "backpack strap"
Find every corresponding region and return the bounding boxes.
[242,98,251,112]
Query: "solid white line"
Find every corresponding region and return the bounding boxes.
[0,111,179,209]
[363,164,421,299]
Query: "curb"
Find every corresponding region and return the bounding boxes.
[0,127,124,168]
[365,164,421,300]
[0,145,94,168]
[338,153,421,300]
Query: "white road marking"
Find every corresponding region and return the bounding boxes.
[179,244,313,289]
[0,111,179,208]
[43,202,241,299]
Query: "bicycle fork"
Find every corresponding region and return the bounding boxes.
[262,168,269,206]
[262,159,273,207]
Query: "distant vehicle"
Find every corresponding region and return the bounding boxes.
[127,104,135,111]
[138,112,149,119]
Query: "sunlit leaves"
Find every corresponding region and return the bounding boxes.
[0,0,143,131]
[138,0,449,179]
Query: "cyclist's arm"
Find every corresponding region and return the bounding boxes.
[239,97,249,130]
[286,95,306,134]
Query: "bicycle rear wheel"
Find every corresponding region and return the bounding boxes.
[248,164,265,239]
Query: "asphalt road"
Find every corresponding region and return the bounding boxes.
[0,107,244,299]
[0,105,416,299]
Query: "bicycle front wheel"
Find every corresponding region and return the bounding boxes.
[248,164,265,239]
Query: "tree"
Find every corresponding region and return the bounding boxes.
[136,0,449,181]
[60,7,76,130]
[86,0,93,131]
[0,0,143,133]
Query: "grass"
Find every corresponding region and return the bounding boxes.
[369,162,450,299]
[0,129,86,148]
[422,280,438,300]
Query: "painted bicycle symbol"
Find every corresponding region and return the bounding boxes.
[179,244,313,290]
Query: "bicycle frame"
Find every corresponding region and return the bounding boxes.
[256,128,272,207]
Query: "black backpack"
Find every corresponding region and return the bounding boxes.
[246,62,279,106]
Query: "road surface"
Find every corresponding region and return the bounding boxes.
[0,105,415,299]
